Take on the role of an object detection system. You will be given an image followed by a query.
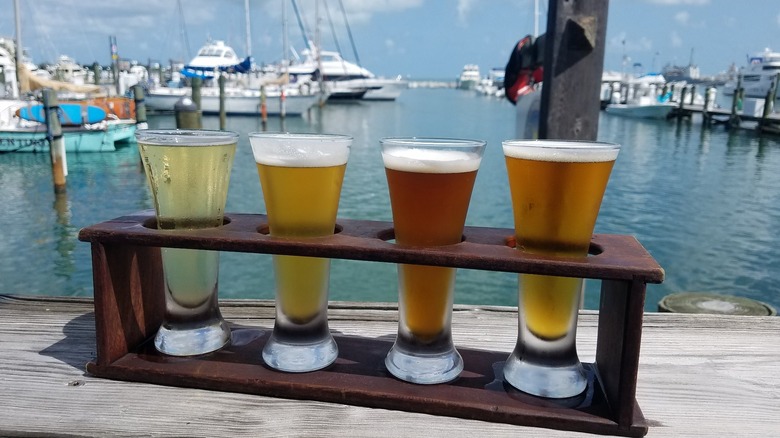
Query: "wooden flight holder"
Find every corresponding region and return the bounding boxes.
[78,210,664,437]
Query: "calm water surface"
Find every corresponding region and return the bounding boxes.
[1,87,778,312]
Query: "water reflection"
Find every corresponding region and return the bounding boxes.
[2,89,779,312]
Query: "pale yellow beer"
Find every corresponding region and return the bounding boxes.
[139,137,236,308]
[255,162,347,323]
[383,148,481,341]
[504,142,617,340]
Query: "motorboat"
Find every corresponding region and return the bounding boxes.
[285,47,406,101]
[723,48,780,100]
[185,40,242,70]
[475,68,506,97]
[0,99,136,153]
[604,98,677,119]
[604,73,677,119]
[457,64,480,90]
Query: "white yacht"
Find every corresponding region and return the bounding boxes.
[723,48,780,100]
[285,47,407,100]
[457,64,480,90]
[185,40,242,70]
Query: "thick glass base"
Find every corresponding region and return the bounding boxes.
[384,342,463,385]
[262,332,338,373]
[503,351,587,398]
[154,318,231,356]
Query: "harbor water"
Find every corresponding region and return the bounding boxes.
[1,87,779,312]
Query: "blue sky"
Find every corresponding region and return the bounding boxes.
[1,0,778,79]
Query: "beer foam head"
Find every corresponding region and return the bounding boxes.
[381,137,485,173]
[249,132,351,167]
[136,129,239,146]
[502,140,619,163]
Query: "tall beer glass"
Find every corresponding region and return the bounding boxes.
[502,139,619,398]
[249,132,351,373]
[136,129,238,356]
[381,137,486,384]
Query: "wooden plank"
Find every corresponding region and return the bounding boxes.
[77,211,665,284]
[540,0,610,140]
[1,296,778,437]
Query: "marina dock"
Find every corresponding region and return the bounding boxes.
[1,295,777,437]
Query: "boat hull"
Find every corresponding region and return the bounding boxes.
[604,103,676,119]
[145,88,319,116]
[0,122,136,153]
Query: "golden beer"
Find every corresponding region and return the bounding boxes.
[504,144,617,340]
[251,132,351,373]
[385,165,479,340]
[256,162,347,323]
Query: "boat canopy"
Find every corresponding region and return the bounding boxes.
[180,57,252,78]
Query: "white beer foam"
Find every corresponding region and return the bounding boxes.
[503,141,619,163]
[250,136,351,167]
[382,147,482,173]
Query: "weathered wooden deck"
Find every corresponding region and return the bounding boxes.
[1,295,777,437]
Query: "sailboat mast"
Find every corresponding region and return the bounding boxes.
[245,0,252,59]
[14,0,22,98]
[282,0,289,66]
[338,0,361,67]
[533,0,539,38]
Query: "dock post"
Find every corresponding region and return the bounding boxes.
[174,97,202,129]
[758,73,778,133]
[678,86,687,118]
[132,85,148,130]
[538,0,609,141]
[191,76,202,111]
[218,74,226,130]
[702,86,711,123]
[42,89,67,194]
[669,84,676,102]
[260,85,268,128]
[729,74,742,128]
[689,85,696,104]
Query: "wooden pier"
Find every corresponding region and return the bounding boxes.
[1,295,778,437]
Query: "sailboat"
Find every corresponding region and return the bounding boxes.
[284,0,407,101]
[145,1,320,116]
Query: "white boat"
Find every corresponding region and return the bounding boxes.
[604,99,677,119]
[457,64,480,90]
[286,48,406,101]
[181,40,244,78]
[145,85,320,116]
[723,48,780,100]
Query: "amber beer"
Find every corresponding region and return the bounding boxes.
[502,139,619,398]
[504,144,617,339]
[250,132,351,373]
[382,137,485,385]
[385,161,479,340]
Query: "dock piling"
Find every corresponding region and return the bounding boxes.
[132,85,148,130]
[729,74,742,128]
[218,75,226,130]
[42,89,67,194]
[191,76,202,111]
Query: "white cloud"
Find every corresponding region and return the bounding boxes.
[457,0,476,24]
[670,30,683,48]
[674,11,690,25]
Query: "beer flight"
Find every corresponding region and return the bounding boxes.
[135,129,619,399]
